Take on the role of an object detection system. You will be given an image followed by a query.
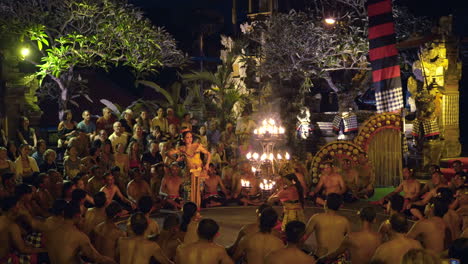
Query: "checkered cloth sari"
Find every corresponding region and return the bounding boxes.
[332,114,358,134]
[411,118,440,138]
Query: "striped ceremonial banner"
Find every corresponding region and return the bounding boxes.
[367,0,404,113]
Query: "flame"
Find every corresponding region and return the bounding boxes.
[246,152,252,159]
[285,152,290,160]
[253,152,259,160]
[277,153,282,160]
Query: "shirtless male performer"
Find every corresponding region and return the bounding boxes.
[319,207,382,264]
[118,212,172,264]
[160,162,184,209]
[100,172,135,210]
[46,203,115,264]
[176,218,233,264]
[127,168,152,204]
[371,213,422,264]
[83,191,107,235]
[309,162,346,206]
[136,196,160,238]
[265,221,316,264]
[0,196,46,263]
[204,163,230,207]
[233,161,262,206]
[379,194,405,241]
[233,208,284,263]
[91,201,126,262]
[377,167,421,211]
[305,193,351,258]
[228,204,281,255]
[407,198,451,254]
[456,186,468,233]
[156,214,182,260]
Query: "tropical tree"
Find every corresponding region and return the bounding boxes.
[239,0,431,111]
[182,54,248,126]
[0,0,186,119]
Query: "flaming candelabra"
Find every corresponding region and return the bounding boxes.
[244,117,290,196]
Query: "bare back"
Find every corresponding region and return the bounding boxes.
[176,241,233,264]
[347,230,382,264]
[239,232,284,264]
[119,236,171,264]
[372,236,422,264]
[265,247,315,264]
[306,212,350,257]
[92,221,125,261]
[83,207,106,235]
[407,217,448,254]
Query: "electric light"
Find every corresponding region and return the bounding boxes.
[20,47,30,57]
[325,18,336,25]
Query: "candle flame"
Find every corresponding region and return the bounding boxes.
[246,152,252,159]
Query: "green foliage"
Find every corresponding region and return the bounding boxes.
[183,54,247,124]
[0,0,185,115]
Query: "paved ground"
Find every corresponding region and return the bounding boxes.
[147,200,411,251]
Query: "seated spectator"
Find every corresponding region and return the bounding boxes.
[142,141,163,165]
[156,214,182,261]
[81,147,101,174]
[127,141,142,170]
[233,207,284,263]
[176,218,233,264]
[118,212,171,264]
[147,125,164,145]
[40,148,58,173]
[0,173,15,198]
[91,201,125,262]
[96,107,117,136]
[77,110,96,137]
[99,139,115,172]
[67,129,90,158]
[127,168,152,204]
[119,109,135,136]
[319,206,381,264]
[45,202,114,264]
[82,192,107,235]
[0,196,46,263]
[136,110,151,135]
[63,145,82,179]
[151,108,169,133]
[17,116,37,148]
[15,144,39,184]
[6,140,19,161]
[371,213,422,264]
[0,146,16,177]
[265,221,316,264]
[305,193,351,258]
[31,139,47,166]
[109,122,129,153]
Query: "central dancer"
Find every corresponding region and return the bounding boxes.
[168,130,211,208]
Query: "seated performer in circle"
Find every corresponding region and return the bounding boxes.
[309,162,346,206]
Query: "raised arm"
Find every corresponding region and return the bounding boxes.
[152,245,173,264]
